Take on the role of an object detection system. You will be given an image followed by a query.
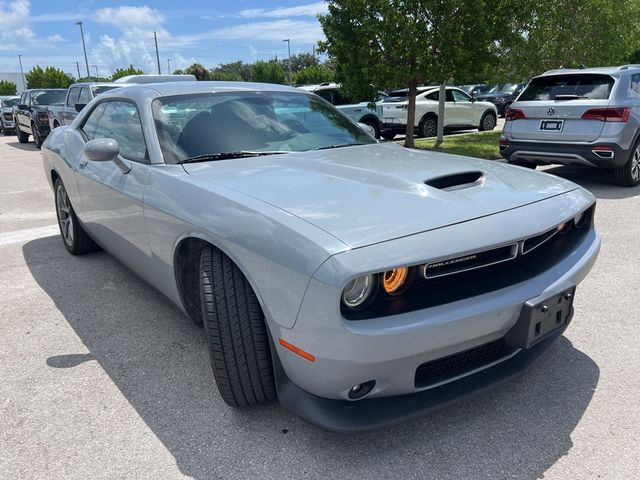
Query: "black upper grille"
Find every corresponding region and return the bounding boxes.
[423,243,516,278]
[3,113,11,121]
[415,338,516,388]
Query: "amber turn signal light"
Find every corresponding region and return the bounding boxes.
[382,267,412,295]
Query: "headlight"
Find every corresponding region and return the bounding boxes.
[382,267,412,296]
[342,274,377,309]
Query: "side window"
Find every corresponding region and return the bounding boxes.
[332,89,351,106]
[81,103,107,140]
[452,90,471,102]
[24,92,31,106]
[19,92,26,105]
[316,90,334,104]
[66,88,80,107]
[93,101,147,163]
[425,91,439,101]
[445,90,456,102]
[78,88,91,105]
[631,74,640,96]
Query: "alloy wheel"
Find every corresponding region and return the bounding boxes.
[56,185,74,247]
[423,119,437,137]
[632,146,640,182]
[483,114,496,130]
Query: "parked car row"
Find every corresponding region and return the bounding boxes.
[502,65,640,187]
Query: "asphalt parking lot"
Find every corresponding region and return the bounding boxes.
[1,133,638,480]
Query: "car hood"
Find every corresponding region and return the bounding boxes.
[183,143,579,248]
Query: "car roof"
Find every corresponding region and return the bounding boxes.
[297,82,338,91]
[113,74,197,84]
[69,82,126,88]
[540,65,640,77]
[103,81,304,99]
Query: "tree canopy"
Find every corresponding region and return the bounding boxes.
[25,66,73,89]
[111,64,145,81]
[0,80,17,95]
[184,63,210,81]
[251,60,287,84]
[293,64,335,85]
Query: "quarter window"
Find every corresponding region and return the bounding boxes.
[66,88,80,107]
[631,74,640,96]
[92,101,147,163]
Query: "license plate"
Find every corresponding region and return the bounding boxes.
[539,119,564,132]
[505,287,576,349]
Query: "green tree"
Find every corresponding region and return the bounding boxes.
[320,1,518,147]
[293,64,335,85]
[0,80,17,95]
[184,63,210,81]
[279,52,319,74]
[111,64,144,81]
[210,61,253,81]
[251,60,286,84]
[25,66,74,89]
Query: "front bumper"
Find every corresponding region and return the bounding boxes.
[501,139,629,169]
[270,190,599,430]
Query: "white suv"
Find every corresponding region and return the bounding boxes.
[501,65,640,187]
[380,86,498,140]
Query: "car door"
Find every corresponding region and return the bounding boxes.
[74,99,153,275]
[17,91,31,131]
[64,87,80,125]
[449,89,477,126]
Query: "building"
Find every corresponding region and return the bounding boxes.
[0,72,27,93]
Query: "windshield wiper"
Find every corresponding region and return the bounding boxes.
[177,150,289,164]
[314,143,368,151]
[554,94,587,100]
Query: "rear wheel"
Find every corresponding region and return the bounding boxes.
[479,111,497,132]
[360,117,380,139]
[54,178,100,255]
[613,141,640,187]
[199,246,276,407]
[16,122,29,143]
[418,115,437,138]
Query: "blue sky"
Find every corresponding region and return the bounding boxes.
[0,0,327,77]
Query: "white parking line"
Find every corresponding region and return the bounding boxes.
[0,225,59,246]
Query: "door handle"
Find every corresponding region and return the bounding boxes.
[78,160,88,169]
[354,108,362,112]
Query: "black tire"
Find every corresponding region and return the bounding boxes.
[54,178,100,255]
[508,160,537,169]
[33,125,42,149]
[418,115,438,138]
[16,122,29,143]
[52,121,60,129]
[381,131,396,141]
[3,129,11,136]
[360,117,380,139]
[199,246,276,407]
[613,140,640,187]
[479,111,497,132]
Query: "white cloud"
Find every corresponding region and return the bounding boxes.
[93,5,165,28]
[239,2,328,18]
[47,34,65,42]
[0,0,35,49]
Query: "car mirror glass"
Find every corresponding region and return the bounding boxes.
[83,138,119,162]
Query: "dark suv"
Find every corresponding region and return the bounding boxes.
[14,89,66,148]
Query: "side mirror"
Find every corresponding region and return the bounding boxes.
[84,138,119,162]
[75,103,87,113]
[358,122,376,137]
[18,104,28,110]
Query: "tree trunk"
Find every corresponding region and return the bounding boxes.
[435,83,446,146]
[404,77,418,148]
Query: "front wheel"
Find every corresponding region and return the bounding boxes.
[33,125,42,149]
[16,122,29,143]
[361,118,380,139]
[613,141,640,187]
[54,178,100,255]
[479,111,497,132]
[199,246,276,407]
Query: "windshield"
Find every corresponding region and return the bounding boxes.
[152,91,375,164]
[488,84,519,95]
[91,85,120,96]
[31,90,66,105]
[1,98,19,108]
[518,74,613,101]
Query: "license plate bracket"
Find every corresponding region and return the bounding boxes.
[539,119,564,132]
[505,287,576,349]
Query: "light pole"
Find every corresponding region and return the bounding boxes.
[282,38,291,84]
[75,21,90,78]
[91,65,99,78]
[153,31,161,74]
[167,58,171,74]
[17,54,26,91]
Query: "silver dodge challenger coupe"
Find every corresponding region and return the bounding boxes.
[42,82,600,432]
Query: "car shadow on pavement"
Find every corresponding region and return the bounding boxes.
[542,165,640,200]
[4,140,38,152]
[23,235,600,480]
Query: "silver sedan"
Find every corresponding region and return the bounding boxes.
[42,81,600,432]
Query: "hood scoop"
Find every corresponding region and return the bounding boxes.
[425,171,484,191]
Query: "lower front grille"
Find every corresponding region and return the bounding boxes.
[414,338,516,388]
